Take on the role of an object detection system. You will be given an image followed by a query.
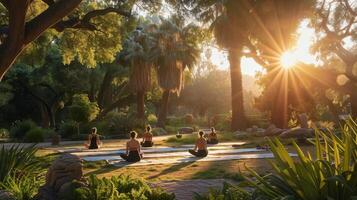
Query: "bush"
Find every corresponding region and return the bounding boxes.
[63,175,175,200]
[193,182,251,200]
[104,112,143,136]
[147,114,158,124]
[24,128,45,143]
[59,121,78,139]
[152,127,167,136]
[0,145,40,182]
[10,120,37,140]
[0,128,9,138]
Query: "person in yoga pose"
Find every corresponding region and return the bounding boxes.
[85,127,102,149]
[141,125,154,147]
[207,127,218,144]
[120,131,142,162]
[189,131,208,157]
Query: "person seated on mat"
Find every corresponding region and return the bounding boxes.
[120,131,142,162]
[84,127,102,149]
[207,127,218,144]
[141,125,154,147]
[188,131,208,157]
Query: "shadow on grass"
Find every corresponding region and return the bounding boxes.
[148,157,204,180]
[84,161,132,176]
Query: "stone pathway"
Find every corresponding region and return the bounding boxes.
[153,179,236,200]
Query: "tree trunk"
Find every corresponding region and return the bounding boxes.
[228,48,247,131]
[157,90,170,128]
[136,90,145,120]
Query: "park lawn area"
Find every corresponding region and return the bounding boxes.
[82,159,274,183]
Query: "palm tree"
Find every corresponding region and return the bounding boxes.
[124,26,154,120]
[151,16,200,128]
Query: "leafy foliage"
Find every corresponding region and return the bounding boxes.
[69,94,100,124]
[242,119,357,199]
[0,145,40,183]
[9,120,37,140]
[193,182,251,200]
[64,175,175,200]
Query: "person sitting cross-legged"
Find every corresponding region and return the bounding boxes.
[207,127,219,144]
[120,131,142,162]
[188,131,208,157]
[84,127,102,149]
[141,125,154,147]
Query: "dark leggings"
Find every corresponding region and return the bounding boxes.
[120,151,141,162]
[189,149,208,157]
[141,141,154,147]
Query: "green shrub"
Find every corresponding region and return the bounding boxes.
[10,120,36,140]
[104,112,143,135]
[241,119,357,199]
[147,114,158,124]
[0,145,40,182]
[193,182,251,200]
[59,121,78,138]
[64,175,175,200]
[166,116,185,127]
[0,128,9,138]
[165,125,179,133]
[152,127,167,136]
[0,174,43,200]
[24,128,45,143]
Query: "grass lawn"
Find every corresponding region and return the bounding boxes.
[82,159,273,182]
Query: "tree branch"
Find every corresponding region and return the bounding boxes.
[341,0,357,16]
[52,7,131,32]
[24,0,82,44]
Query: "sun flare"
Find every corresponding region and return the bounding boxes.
[280,51,298,69]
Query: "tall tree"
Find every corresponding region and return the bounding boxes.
[151,16,201,128]
[125,26,154,120]
[173,0,312,129]
[312,0,357,117]
[0,0,161,80]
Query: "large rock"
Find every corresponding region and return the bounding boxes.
[279,128,315,139]
[35,154,83,200]
[178,127,194,134]
[264,125,286,136]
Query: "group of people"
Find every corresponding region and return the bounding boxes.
[84,126,219,163]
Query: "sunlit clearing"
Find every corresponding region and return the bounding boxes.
[280,51,297,69]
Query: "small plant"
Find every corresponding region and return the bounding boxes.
[147,114,158,124]
[0,128,9,138]
[193,182,251,200]
[59,121,78,138]
[64,175,175,200]
[24,127,45,143]
[9,120,36,140]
